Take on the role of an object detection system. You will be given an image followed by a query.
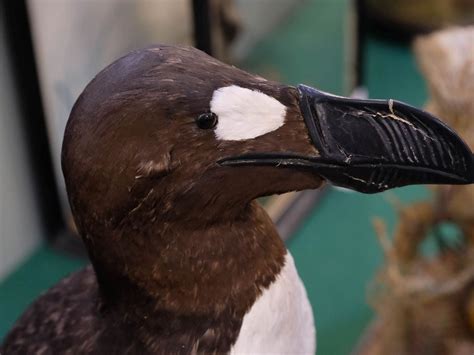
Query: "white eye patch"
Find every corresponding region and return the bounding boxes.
[210,85,287,141]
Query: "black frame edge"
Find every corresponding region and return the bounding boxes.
[1,0,65,243]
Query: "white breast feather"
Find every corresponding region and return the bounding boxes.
[210,85,286,141]
[230,252,316,354]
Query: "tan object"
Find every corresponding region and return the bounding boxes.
[414,26,474,149]
[365,0,474,33]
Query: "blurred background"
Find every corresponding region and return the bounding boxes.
[0,0,473,354]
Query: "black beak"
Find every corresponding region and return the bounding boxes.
[298,85,474,193]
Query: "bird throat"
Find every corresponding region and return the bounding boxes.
[89,200,286,318]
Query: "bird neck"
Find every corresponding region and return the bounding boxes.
[90,200,286,318]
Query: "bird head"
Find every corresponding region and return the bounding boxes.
[62,45,473,228]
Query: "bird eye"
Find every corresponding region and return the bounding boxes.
[196,112,218,130]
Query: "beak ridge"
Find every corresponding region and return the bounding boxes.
[298,84,474,193]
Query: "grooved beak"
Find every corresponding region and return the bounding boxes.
[297,85,474,193]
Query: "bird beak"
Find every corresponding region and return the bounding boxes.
[219,85,474,193]
[297,85,474,192]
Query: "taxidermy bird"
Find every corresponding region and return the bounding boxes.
[1,45,473,354]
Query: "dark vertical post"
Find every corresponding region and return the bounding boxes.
[192,0,213,55]
[0,0,64,242]
[355,0,366,87]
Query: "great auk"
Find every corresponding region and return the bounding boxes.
[2,45,473,354]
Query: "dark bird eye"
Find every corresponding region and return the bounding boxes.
[196,112,218,130]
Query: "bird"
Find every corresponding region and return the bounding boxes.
[1,44,473,354]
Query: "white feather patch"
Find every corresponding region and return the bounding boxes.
[210,85,287,141]
[231,252,316,354]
